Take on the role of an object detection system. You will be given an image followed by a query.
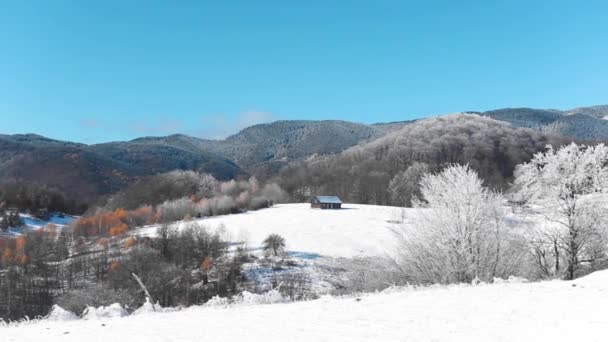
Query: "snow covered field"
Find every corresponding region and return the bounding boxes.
[138,203,413,258]
[5,270,608,342]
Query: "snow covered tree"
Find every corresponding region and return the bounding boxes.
[388,162,429,207]
[394,164,524,284]
[514,143,608,280]
[263,234,286,258]
[196,173,219,198]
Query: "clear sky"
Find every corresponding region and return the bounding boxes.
[1,1,607,143]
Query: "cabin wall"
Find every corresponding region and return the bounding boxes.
[311,202,341,209]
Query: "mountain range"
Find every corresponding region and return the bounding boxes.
[0,104,605,204]
[475,104,608,141]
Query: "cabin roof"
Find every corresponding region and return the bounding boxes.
[312,196,342,204]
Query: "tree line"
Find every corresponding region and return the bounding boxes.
[71,171,287,238]
[0,180,86,216]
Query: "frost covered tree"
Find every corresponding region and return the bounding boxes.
[388,162,429,207]
[394,164,525,284]
[263,234,286,258]
[196,173,219,198]
[514,143,608,280]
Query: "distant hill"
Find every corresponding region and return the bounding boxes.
[0,120,389,204]
[477,104,608,141]
[87,140,243,180]
[132,120,389,176]
[565,105,608,118]
[0,134,245,204]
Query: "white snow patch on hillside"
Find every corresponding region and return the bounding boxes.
[2,213,77,236]
[20,213,76,229]
[5,270,608,342]
[138,203,415,258]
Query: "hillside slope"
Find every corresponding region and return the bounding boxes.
[278,114,560,205]
[5,270,608,342]
[86,140,244,180]
[479,104,608,141]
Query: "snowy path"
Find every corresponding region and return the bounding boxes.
[5,272,608,342]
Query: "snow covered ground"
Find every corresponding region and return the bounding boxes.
[138,203,414,258]
[136,203,417,294]
[5,270,608,342]
[1,213,76,236]
[20,213,76,229]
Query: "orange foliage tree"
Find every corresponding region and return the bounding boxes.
[128,206,158,226]
[2,247,14,265]
[110,260,120,272]
[15,236,26,256]
[201,256,213,273]
[124,236,136,249]
[73,208,133,238]
[109,223,129,237]
[45,223,58,238]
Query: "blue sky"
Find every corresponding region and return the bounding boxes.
[1,1,607,143]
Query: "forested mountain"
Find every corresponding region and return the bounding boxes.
[87,140,244,180]
[277,114,565,205]
[477,104,608,141]
[2,104,607,210]
[0,134,135,203]
[479,108,564,130]
[133,120,388,176]
[0,134,244,205]
[565,105,608,118]
[0,121,388,208]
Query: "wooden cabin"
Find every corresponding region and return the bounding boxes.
[310,196,342,209]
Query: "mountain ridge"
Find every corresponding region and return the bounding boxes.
[1,104,607,207]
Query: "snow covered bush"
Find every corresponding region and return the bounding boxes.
[204,290,287,307]
[205,295,230,307]
[492,276,529,284]
[334,257,407,294]
[157,197,198,222]
[234,289,287,305]
[55,285,138,316]
[82,303,128,319]
[394,164,528,284]
[45,305,78,321]
[514,143,608,279]
[131,298,178,315]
